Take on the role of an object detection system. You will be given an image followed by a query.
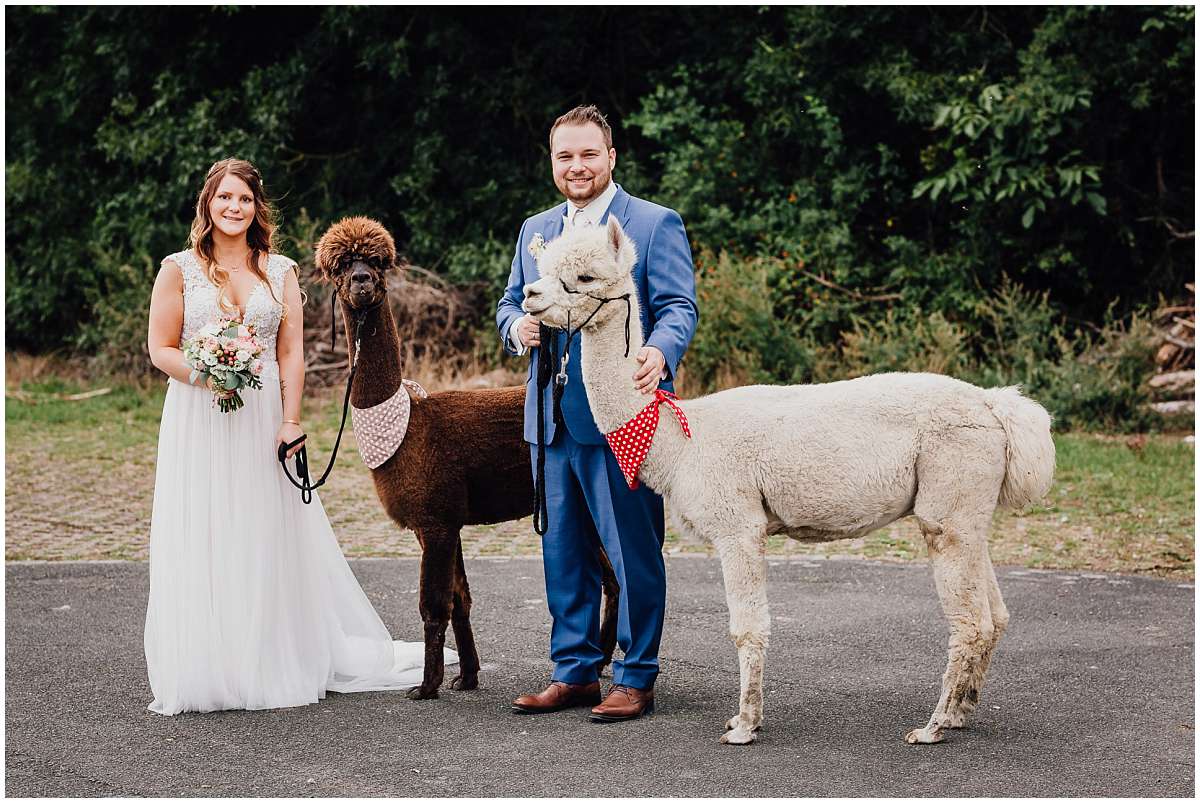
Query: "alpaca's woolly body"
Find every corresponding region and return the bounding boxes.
[527,217,1056,745]
[628,374,1052,544]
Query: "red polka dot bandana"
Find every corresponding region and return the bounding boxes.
[604,389,692,489]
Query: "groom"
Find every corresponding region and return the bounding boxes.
[496,105,698,721]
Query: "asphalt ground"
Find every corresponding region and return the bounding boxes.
[4,557,1194,797]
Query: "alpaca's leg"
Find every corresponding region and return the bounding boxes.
[596,538,620,676]
[713,518,770,746]
[906,513,995,744]
[448,538,481,691]
[409,529,456,700]
[905,430,1007,743]
[948,545,1009,723]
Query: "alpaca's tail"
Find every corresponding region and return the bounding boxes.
[983,386,1056,510]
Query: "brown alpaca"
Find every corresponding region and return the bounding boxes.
[314,216,618,699]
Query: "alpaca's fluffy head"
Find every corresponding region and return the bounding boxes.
[315,216,400,309]
[523,216,638,331]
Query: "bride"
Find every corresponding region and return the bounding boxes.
[144,157,453,714]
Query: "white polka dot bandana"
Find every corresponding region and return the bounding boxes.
[604,389,692,489]
[350,380,428,469]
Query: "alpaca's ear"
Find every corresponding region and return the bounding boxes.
[606,215,626,258]
[313,232,336,282]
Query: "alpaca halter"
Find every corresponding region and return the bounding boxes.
[605,389,692,489]
[558,278,632,361]
[350,379,428,468]
[550,280,632,394]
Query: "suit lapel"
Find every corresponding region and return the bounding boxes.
[531,203,568,280]
[547,202,567,240]
[600,185,632,229]
[601,186,648,332]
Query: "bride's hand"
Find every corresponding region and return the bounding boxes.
[205,375,236,400]
[276,422,305,459]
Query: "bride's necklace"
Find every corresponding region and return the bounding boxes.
[216,253,252,273]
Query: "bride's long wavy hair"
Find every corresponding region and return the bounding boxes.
[188,158,285,317]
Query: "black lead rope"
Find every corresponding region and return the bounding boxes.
[533,323,558,535]
[531,289,632,536]
[277,313,368,504]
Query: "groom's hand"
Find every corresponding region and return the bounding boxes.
[633,346,665,395]
[515,314,541,348]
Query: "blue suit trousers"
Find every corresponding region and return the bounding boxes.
[531,430,666,690]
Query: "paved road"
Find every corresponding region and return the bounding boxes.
[5,558,1194,797]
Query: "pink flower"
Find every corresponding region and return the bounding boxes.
[251,360,264,376]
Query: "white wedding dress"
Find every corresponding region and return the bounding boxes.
[144,250,455,715]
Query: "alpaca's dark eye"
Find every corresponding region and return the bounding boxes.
[577,275,596,283]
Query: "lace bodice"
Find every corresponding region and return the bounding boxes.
[164,250,295,369]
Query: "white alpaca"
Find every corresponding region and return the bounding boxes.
[523,217,1056,746]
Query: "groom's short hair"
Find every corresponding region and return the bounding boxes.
[550,105,613,151]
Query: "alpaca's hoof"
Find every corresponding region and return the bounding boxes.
[449,674,478,691]
[406,685,440,701]
[720,727,757,745]
[726,714,763,731]
[905,726,945,745]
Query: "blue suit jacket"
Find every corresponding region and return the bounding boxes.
[496,185,699,445]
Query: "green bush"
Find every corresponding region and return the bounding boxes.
[837,310,969,378]
[965,281,1159,431]
[75,250,158,375]
[685,250,818,391]
[6,6,1191,433]
[681,250,1160,432]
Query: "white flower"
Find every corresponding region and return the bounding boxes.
[203,354,218,366]
[528,232,546,261]
[236,349,250,364]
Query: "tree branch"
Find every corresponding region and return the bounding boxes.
[803,270,902,303]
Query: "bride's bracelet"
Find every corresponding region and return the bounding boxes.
[283,419,301,426]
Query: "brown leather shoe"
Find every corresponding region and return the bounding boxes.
[511,680,601,714]
[589,684,655,722]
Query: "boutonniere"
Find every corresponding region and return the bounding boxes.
[528,232,546,261]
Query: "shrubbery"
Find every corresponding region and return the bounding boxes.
[5,6,1191,431]
[684,254,1160,432]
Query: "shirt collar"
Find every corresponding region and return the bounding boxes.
[564,180,619,228]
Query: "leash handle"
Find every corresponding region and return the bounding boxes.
[277,434,313,504]
[277,433,308,463]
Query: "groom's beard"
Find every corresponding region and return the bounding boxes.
[560,171,611,205]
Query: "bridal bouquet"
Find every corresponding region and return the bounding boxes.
[182,318,266,413]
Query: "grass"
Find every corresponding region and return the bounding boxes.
[5,356,1195,578]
